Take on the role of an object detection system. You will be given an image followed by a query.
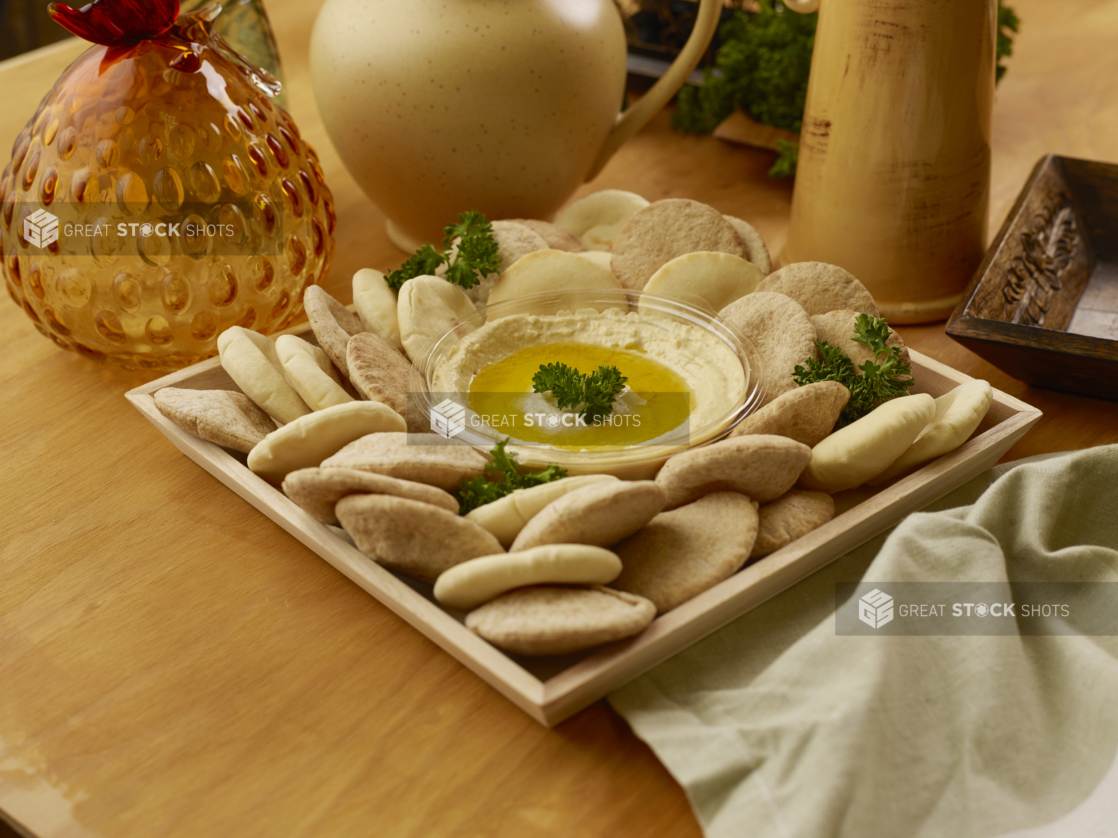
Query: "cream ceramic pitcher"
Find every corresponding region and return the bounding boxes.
[310,0,721,249]
[782,0,997,323]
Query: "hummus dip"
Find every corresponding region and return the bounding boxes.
[431,307,748,449]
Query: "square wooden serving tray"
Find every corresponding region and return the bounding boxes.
[127,344,1041,727]
[946,154,1118,401]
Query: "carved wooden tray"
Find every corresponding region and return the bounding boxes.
[946,154,1118,401]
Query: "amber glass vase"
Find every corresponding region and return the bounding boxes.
[0,0,335,370]
[180,0,287,107]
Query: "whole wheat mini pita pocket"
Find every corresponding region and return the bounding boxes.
[610,198,747,291]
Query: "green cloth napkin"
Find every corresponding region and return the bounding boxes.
[609,445,1118,838]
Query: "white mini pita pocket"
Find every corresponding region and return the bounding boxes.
[800,393,935,492]
[487,249,622,307]
[554,189,650,251]
[433,544,622,610]
[247,401,407,480]
[466,475,620,548]
[869,380,993,485]
[275,335,352,411]
[397,275,478,362]
[217,326,311,425]
[642,251,764,314]
[352,268,402,348]
[576,251,615,272]
[276,334,339,380]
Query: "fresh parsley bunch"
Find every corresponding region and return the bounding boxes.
[672,0,1018,180]
[792,313,915,427]
[769,139,798,181]
[996,1,1020,83]
[456,439,567,514]
[673,0,817,137]
[532,363,628,424]
[385,210,501,291]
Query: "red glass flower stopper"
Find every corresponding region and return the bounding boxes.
[48,0,182,47]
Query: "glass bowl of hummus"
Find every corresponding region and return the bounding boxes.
[410,289,765,479]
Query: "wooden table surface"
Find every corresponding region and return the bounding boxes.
[3,1,1118,836]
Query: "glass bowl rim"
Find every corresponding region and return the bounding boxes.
[408,288,767,466]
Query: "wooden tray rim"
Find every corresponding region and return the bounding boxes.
[126,345,1042,726]
[947,314,1118,359]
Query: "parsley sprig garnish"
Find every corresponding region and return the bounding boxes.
[385,210,501,291]
[456,439,567,515]
[388,243,444,289]
[532,363,628,424]
[792,313,915,428]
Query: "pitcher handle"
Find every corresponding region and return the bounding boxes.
[585,0,723,180]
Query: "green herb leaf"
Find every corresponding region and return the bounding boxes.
[672,0,817,139]
[581,365,627,423]
[996,0,1019,84]
[455,475,505,514]
[792,314,915,427]
[768,139,799,180]
[532,362,627,422]
[532,363,587,411]
[672,67,737,134]
[850,311,893,352]
[384,211,500,292]
[443,210,501,290]
[456,439,568,515]
[384,243,445,291]
[443,258,481,290]
[488,437,523,481]
[442,210,490,249]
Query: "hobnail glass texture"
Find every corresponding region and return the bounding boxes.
[0,9,335,370]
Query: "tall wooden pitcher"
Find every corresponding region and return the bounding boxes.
[782,0,997,323]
